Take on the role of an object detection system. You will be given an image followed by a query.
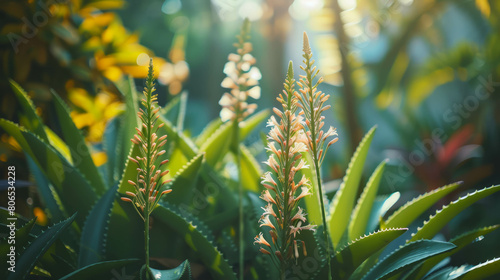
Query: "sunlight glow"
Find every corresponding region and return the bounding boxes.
[238,1,263,21]
[289,0,324,21]
[338,0,357,11]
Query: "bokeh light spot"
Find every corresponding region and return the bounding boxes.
[162,0,182,15]
[137,53,150,66]
[238,1,263,21]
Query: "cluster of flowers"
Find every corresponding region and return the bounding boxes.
[121,60,172,218]
[219,20,262,122]
[255,33,338,274]
[255,61,316,267]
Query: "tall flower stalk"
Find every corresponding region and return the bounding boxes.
[255,62,316,280]
[219,18,261,279]
[121,59,172,279]
[295,32,338,279]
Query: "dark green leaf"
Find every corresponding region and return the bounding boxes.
[78,185,119,267]
[7,213,76,280]
[361,240,456,280]
[51,90,106,195]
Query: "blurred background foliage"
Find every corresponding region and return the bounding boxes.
[1,0,500,270]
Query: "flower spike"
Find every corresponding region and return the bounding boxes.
[256,61,315,277]
[219,18,261,122]
[121,59,172,218]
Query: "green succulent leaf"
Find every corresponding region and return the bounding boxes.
[409,185,500,242]
[328,126,377,248]
[149,259,191,280]
[302,151,323,226]
[449,258,500,280]
[239,109,270,140]
[239,144,263,192]
[411,225,500,279]
[165,153,205,205]
[199,121,232,167]
[26,156,67,223]
[9,79,48,141]
[116,76,140,176]
[349,160,387,241]
[383,182,462,230]
[78,185,119,268]
[361,240,456,280]
[44,126,73,162]
[59,259,139,280]
[51,90,106,195]
[0,119,96,227]
[103,117,121,186]
[153,204,236,280]
[158,115,198,159]
[200,109,269,167]
[7,213,76,280]
[0,217,37,268]
[332,228,408,279]
[366,192,400,234]
[9,80,72,162]
[195,118,223,147]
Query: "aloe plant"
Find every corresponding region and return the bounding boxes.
[1,25,500,280]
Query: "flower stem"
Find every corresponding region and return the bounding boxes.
[144,61,154,280]
[303,50,333,279]
[145,210,150,279]
[233,118,244,280]
[313,161,332,279]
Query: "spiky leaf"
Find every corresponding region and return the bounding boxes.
[383,182,461,229]
[153,204,236,280]
[409,185,500,242]
[78,185,119,267]
[0,120,96,227]
[412,225,500,279]
[9,79,48,141]
[195,119,223,146]
[449,258,500,280]
[361,240,456,280]
[328,126,377,248]
[7,214,76,280]
[26,156,67,223]
[349,160,387,241]
[149,259,191,280]
[165,153,204,205]
[332,228,407,279]
[51,91,106,195]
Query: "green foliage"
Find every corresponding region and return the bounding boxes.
[382,182,462,230]
[331,228,408,279]
[2,55,499,280]
[409,185,500,242]
[51,91,107,195]
[149,260,191,280]
[6,214,76,280]
[59,259,139,280]
[361,240,456,280]
[78,185,119,267]
[349,160,387,241]
[328,125,377,248]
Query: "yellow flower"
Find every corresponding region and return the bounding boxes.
[69,87,124,142]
